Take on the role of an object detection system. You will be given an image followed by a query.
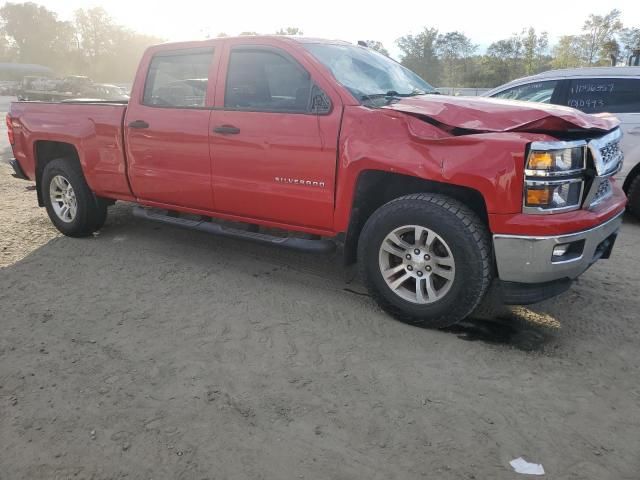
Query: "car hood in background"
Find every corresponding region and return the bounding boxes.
[383,95,619,135]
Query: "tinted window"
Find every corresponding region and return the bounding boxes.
[225,49,312,112]
[567,78,640,114]
[143,50,213,107]
[492,81,558,103]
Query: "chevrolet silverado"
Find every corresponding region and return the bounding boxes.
[7,36,627,328]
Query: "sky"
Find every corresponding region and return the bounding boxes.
[30,0,640,59]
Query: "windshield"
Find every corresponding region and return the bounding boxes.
[303,43,435,104]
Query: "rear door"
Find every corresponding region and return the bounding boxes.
[564,77,640,183]
[125,46,218,210]
[209,41,341,230]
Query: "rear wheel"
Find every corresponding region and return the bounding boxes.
[358,193,492,328]
[42,158,108,237]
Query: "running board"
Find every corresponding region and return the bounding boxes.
[132,206,336,253]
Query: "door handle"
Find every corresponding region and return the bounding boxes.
[213,125,240,135]
[128,120,149,129]
[629,127,640,136]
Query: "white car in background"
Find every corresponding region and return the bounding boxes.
[484,67,640,217]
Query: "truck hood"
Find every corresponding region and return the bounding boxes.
[382,95,619,135]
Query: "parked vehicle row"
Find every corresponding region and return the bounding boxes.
[6,36,627,327]
[18,75,130,102]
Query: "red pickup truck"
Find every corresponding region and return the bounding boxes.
[7,36,627,328]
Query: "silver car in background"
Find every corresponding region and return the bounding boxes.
[484,66,640,217]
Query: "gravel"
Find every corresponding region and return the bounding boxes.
[1,120,639,479]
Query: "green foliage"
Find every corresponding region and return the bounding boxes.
[397,9,635,87]
[581,9,623,65]
[363,40,390,57]
[0,4,637,88]
[396,27,441,85]
[275,27,303,36]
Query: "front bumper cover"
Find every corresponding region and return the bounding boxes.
[493,211,623,284]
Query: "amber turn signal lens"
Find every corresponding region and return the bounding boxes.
[526,187,551,206]
[528,152,554,170]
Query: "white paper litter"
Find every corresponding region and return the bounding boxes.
[510,457,545,475]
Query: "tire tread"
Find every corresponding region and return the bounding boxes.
[358,193,492,328]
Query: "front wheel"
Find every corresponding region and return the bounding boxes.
[358,193,492,328]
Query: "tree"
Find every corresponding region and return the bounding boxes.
[0,2,75,68]
[580,9,623,65]
[521,28,549,75]
[620,28,640,58]
[396,28,441,85]
[239,31,259,36]
[435,31,476,87]
[362,40,390,56]
[275,27,303,35]
[73,7,162,82]
[485,36,524,85]
[552,35,583,69]
[0,28,18,61]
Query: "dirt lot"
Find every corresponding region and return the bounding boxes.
[1,115,640,478]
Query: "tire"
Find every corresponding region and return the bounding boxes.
[42,158,108,237]
[358,193,492,329]
[627,174,640,219]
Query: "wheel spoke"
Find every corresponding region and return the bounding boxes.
[390,232,412,250]
[433,266,454,281]
[424,230,435,249]
[425,276,437,300]
[435,255,454,267]
[383,264,406,279]
[388,272,411,291]
[414,226,429,247]
[54,176,66,191]
[382,238,408,257]
[416,278,426,303]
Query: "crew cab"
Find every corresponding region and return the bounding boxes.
[6,36,627,328]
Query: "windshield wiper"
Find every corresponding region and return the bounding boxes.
[361,89,435,102]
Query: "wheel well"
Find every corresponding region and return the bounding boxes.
[623,163,640,193]
[34,141,80,206]
[343,170,489,265]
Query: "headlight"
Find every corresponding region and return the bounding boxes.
[526,147,585,175]
[525,179,584,210]
[524,141,586,214]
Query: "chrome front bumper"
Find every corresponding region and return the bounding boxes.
[493,212,623,284]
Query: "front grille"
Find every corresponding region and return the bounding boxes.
[590,178,612,206]
[581,129,623,210]
[599,140,623,173]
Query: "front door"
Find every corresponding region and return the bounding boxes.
[209,44,341,230]
[125,47,217,210]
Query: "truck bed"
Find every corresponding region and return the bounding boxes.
[9,101,133,200]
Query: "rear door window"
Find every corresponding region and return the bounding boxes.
[224,49,312,113]
[566,78,640,114]
[143,49,214,108]
[491,81,558,103]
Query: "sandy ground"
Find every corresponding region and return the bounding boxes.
[1,109,640,478]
